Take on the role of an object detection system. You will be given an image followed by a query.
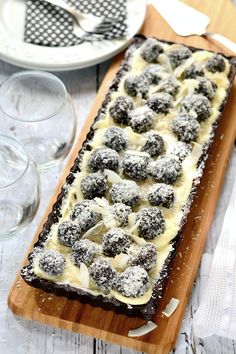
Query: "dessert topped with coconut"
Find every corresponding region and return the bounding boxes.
[22,36,235,319]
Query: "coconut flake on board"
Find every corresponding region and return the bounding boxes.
[162,297,180,317]
[128,321,158,337]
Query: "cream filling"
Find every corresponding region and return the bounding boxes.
[33,41,230,305]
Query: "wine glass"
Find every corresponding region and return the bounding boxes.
[0,71,77,171]
[0,135,40,239]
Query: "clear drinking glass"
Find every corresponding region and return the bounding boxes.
[0,135,40,239]
[0,71,77,171]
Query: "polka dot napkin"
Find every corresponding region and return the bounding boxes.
[24,0,127,47]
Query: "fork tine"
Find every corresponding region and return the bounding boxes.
[73,20,104,38]
[93,26,113,34]
[102,20,114,26]
[97,23,114,30]
[77,22,112,34]
[91,23,113,31]
[90,29,110,34]
[101,23,113,29]
[97,25,113,31]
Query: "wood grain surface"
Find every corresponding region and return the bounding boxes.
[7,1,236,353]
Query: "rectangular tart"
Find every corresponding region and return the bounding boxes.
[21,36,236,319]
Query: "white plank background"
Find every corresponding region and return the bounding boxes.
[1,9,236,353]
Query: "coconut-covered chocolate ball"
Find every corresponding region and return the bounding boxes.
[116,266,150,297]
[122,152,150,181]
[168,46,192,69]
[172,113,200,143]
[158,76,180,97]
[183,63,204,79]
[143,64,164,84]
[206,54,226,73]
[109,96,134,125]
[39,250,66,276]
[71,199,93,218]
[89,260,117,292]
[140,38,164,63]
[57,220,81,247]
[142,131,165,157]
[111,203,132,227]
[103,127,128,152]
[81,173,108,199]
[127,106,155,133]
[88,148,119,173]
[71,239,99,267]
[136,207,165,239]
[169,142,192,162]
[102,228,131,257]
[110,180,141,207]
[195,77,217,101]
[71,200,101,233]
[151,156,182,184]
[130,243,157,271]
[124,74,149,98]
[182,94,211,122]
[147,92,173,114]
[148,183,174,208]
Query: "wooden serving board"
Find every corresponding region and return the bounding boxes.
[8,1,236,353]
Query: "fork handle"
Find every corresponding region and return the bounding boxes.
[45,0,73,12]
[204,32,236,54]
[44,0,80,19]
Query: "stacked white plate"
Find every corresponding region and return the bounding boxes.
[0,0,146,71]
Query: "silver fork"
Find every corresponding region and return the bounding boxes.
[44,0,114,35]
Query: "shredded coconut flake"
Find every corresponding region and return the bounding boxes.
[81,221,104,239]
[129,222,139,234]
[104,169,122,184]
[162,297,180,317]
[158,53,173,73]
[128,321,158,337]
[79,263,90,288]
[90,204,105,214]
[128,212,136,227]
[126,149,150,157]
[174,57,195,78]
[93,197,118,228]
[125,127,147,146]
[130,233,147,246]
[104,218,117,229]
[111,253,130,270]
[94,197,109,208]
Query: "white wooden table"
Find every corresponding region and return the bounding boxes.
[0,55,236,354]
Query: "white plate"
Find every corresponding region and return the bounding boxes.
[0,0,146,71]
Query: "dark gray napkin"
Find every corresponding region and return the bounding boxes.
[24,0,127,47]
